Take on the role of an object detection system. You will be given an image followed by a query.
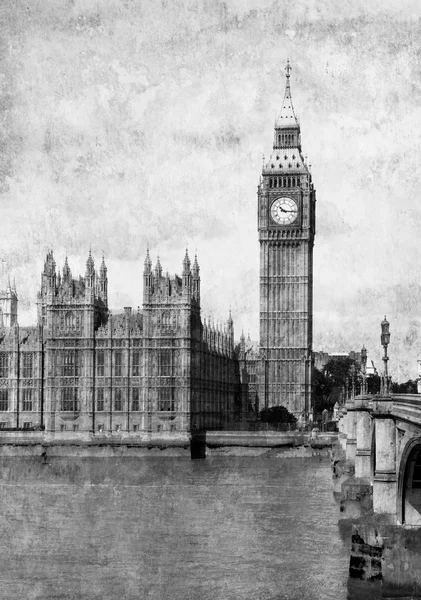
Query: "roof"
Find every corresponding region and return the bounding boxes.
[263,147,308,175]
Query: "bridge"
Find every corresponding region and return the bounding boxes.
[338,392,421,524]
[337,392,421,593]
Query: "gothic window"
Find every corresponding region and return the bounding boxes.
[0,390,8,411]
[96,388,104,412]
[22,389,33,412]
[292,177,296,187]
[0,353,8,378]
[73,424,79,432]
[132,352,140,376]
[274,178,277,188]
[62,351,79,377]
[96,350,105,377]
[278,134,281,145]
[114,351,122,377]
[23,422,32,429]
[61,388,78,412]
[159,350,172,376]
[288,178,291,188]
[133,424,139,432]
[162,311,171,330]
[64,311,76,329]
[269,178,272,188]
[114,389,123,411]
[158,388,175,411]
[22,353,34,378]
[132,388,140,411]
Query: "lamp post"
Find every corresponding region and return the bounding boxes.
[381,316,391,395]
[361,345,367,395]
[350,363,356,399]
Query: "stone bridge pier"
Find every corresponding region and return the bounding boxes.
[337,394,421,594]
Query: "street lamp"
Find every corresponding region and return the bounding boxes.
[350,363,356,399]
[361,345,367,394]
[381,316,391,395]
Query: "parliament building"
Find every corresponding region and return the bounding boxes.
[0,63,315,436]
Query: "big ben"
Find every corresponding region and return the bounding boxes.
[258,61,316,418]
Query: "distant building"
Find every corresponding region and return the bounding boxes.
[314,350,362,372]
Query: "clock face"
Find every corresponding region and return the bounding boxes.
[270,197,298,225]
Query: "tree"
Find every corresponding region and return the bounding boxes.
[259,405,297,425]
[313,367,334,413]
[313,356,360,412]
[390,379,418,394]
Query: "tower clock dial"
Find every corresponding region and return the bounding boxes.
[270,197,298,225]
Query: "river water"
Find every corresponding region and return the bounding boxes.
[0,451,362,600]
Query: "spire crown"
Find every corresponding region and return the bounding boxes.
[143,248,152,274]
[86,249,95,275]
[182,248,191,275]
[155,256,162,278]
[275,59,299,129]
[100,254,107,277]
[192,253,199,276]
[63,255,71,280]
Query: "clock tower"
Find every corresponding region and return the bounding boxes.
[258,61,316,418]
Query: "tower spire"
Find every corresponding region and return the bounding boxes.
[275,59,298,128]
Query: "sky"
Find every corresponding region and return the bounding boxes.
[1,0,421,380]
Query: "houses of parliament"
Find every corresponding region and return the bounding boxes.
[0,63,316,435]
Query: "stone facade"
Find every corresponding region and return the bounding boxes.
[0,249,242,434]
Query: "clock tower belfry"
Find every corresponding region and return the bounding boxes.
[258,60,316,418]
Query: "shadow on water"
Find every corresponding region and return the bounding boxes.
[190,429,206,459]
[346,578,383,600]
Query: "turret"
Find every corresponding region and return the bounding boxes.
[192,253,200,302]
[227,309,234,350]
[41,250,57,294]
[98,254,108,305]
[0,277,18,327]
[62,255,72,282]
[85,249,95,289]
[182,249,191,297]
[143,248,152,302]
[154,256,162,280]
[239,329,246,360]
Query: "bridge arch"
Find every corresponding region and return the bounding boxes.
[397,436,421,526]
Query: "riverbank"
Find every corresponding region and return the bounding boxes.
[0,430,338,457]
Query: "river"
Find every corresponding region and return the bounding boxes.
[0,451,367,600]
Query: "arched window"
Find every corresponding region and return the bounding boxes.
[278,134,281,145]
[274,178,277,188]
[288,178,291,188]
[269,178,272,188]
[65,311,76,329]
[292,177,296,187]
